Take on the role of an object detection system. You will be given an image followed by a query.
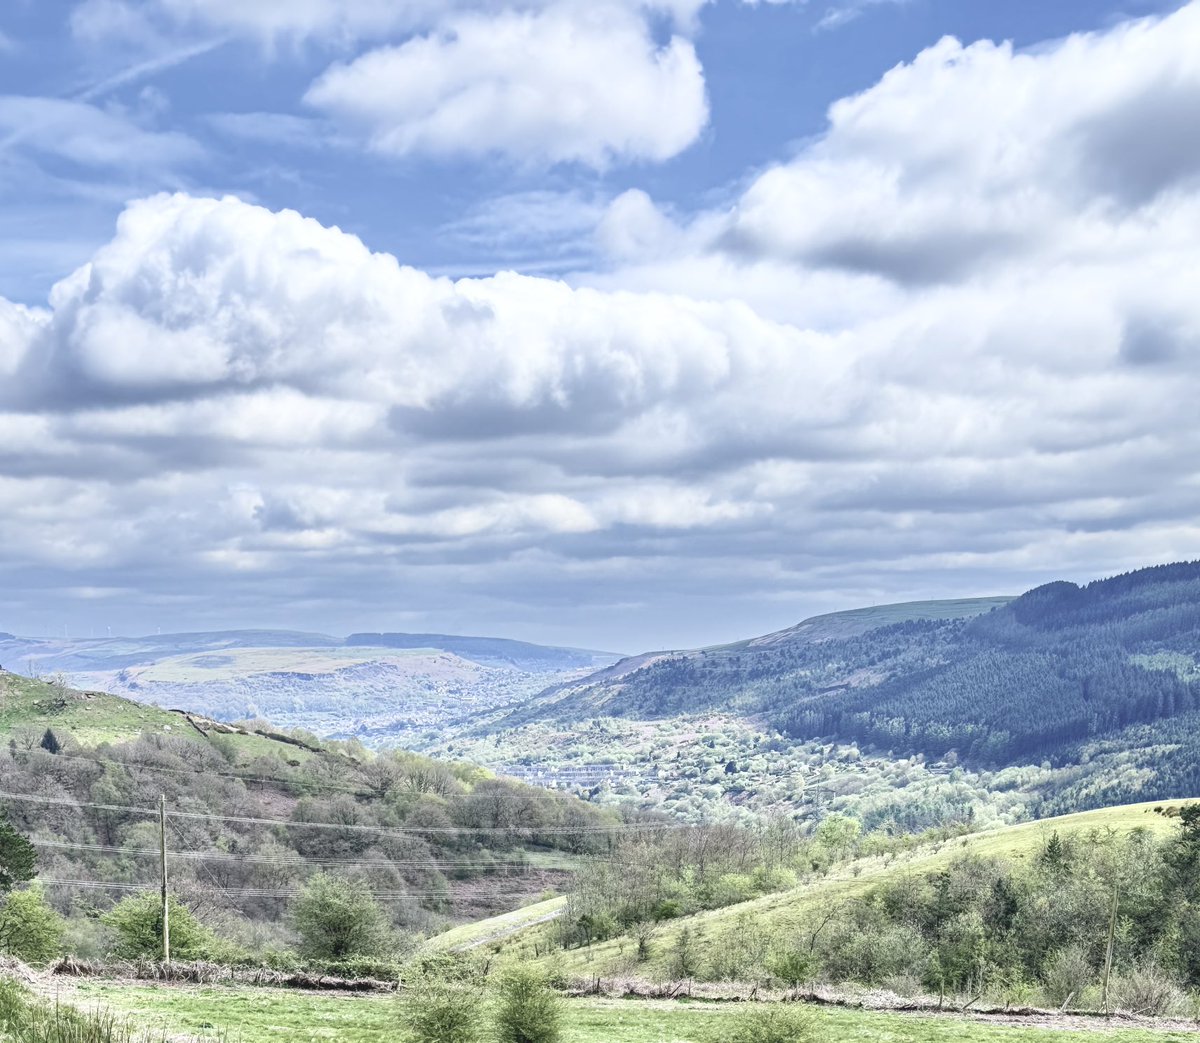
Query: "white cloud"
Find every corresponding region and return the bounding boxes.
[814,0,909,31]
[441,190,609,265]
[713,4,1200,284]
[8,4,1200,645]
[141,0,709,44]
[0,299,44,377]
[0,96,201,171]
[70,0,163,47]
[598,189,684,260]
[304,2,709,167]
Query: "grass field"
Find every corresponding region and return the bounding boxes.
[470,800,1191,977]
[65,984,1199,1042]
[0,671,314,759]
[425,895,567,950]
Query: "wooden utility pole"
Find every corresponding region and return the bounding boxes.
[159,794,170,965]
[1102,881,1119,1015]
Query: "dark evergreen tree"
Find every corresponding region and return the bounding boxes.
[0,812,36,892]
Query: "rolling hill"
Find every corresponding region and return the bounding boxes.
[0,629,620,746]
[463,798,1197,984]
[0,669,620,940]
[511,563,1200,769]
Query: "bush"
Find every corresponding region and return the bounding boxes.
[670,927,699,979]
[401,982,483,1043]
[403,951,489,987]
[1111,963,1187,1016]
[0,886,65,963]
[1041,944,1093,1008]
[768,948,818,990]
[492,966,563,1043]
[709,1003,815,1043]
[292,873,394,961]
[101,893,226,962]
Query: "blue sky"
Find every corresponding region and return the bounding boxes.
[1,0,1198,649]
[0,0,1175,297]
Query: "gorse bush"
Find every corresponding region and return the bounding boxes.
[492,966,562,1043]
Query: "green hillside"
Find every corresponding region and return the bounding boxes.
[735,596,1016,646]
[514,564,1200,780]
[0,670,292,758]
[474,799,1195,983]
[0,669,623,960]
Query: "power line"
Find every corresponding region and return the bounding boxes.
[39,878,454,901]
[28,749,374,799]
[0,789,681,835]
[31,839,543,869]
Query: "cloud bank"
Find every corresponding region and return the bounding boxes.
[4,2,1200,645]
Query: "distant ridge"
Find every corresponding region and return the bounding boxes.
[506,563,1200,787]
[346,632,620,670]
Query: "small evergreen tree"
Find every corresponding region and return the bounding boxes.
[39,729,61,755]
[0,813,36,894]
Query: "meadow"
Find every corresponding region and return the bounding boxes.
[63,984,1200,1043]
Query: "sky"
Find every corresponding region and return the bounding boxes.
[0,0,1198,652]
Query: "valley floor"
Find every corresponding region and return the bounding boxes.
[54,982,1200,1043]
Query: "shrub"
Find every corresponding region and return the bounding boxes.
[403,951,489,987]
[1111,963,1187,1016]
[492,966,563,1043]
[1041,944,1093,1007]
[0,886,65,963]
[631,921,656,963]
[670,927,699,979]
[292,873,394,961]
[101,893,226,962]
[401,982,483,1043]
[709,1003,815,1043]
[708,874,757,909]
[0,814,36,893]
[768,948,818,990]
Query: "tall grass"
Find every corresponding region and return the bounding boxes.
[0,978,226,1043]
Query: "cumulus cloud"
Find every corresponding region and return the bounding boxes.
[713,3,1200,283]
[7,3,1200,647]
[118,0,713,168]
[304,2,709,167]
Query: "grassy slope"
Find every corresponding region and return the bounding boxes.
[425,895,567,951]
[71,984,1195,1043]
[520,596,1016,719]
[738,596,1016,647]
[471,800,1191,977]
[0,670,309,759]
